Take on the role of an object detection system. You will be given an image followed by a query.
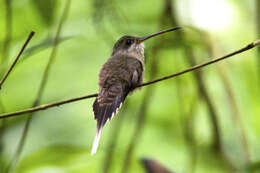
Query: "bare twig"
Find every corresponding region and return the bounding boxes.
[1,30,34,171]
[138,40,260,88]
[0,32,35,89]
[0,94,97,119]
[5,1,71,172]
[0,39,259,119]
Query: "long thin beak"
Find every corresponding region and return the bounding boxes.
[137,26,181,44]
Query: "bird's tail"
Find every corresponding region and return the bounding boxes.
[91,86,128,155]
[91,126,102,155]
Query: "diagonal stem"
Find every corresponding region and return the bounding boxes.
[0,32,35,89]
[4,1,71,172]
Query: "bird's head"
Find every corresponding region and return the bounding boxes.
[111,27,181,62]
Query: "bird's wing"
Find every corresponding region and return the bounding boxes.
[91,55,143,155]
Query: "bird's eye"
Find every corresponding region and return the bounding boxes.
[126,39,132,46]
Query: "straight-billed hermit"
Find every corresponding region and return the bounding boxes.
[91,27,181,155]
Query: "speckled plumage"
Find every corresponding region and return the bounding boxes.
[90,27,181,154]
[91,36,145,155]
[94,54,143,123]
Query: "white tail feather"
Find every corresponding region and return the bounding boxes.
[91,128,102,155]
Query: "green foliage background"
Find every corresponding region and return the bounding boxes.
[0,0,260,172]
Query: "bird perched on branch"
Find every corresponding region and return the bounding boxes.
[91,27,181,155]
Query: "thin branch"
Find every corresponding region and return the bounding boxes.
[5,1,71,172]
[0,31,35,89]
[138,40,260,88]
[0,94,97,119]
[0,39,259,119]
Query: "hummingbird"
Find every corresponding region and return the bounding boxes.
[91,27,181,155]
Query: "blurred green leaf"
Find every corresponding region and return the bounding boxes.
[0,157,8,173]
[16,145,95,172]
[31,0,57,25]
[22,35,74,60]
[246,161,260,173]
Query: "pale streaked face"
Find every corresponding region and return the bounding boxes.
[111,36,145,61]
